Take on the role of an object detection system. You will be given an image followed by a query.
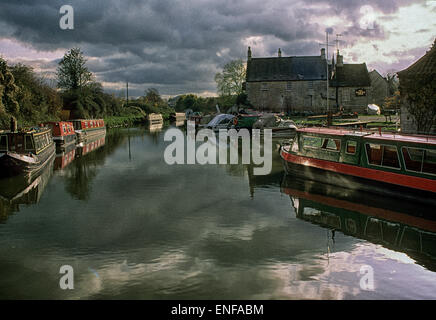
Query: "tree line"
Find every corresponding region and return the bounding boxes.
[0,47,249,130]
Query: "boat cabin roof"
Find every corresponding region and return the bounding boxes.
[297,127,436,146]
[0,127,51,135]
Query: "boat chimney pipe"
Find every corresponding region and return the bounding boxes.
[10,116,17,132]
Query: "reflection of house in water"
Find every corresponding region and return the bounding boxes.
[0,157,54,223]
[281,176,436,270]
[223,139,285,197]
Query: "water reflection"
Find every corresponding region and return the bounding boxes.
[54,142,76,171]
[280,176,436,271]
[1,126,436,299]
[0,157,54,223]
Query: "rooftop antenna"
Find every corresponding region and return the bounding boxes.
[335,34,342,52]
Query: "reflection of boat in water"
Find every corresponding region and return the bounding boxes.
[148,123,163,133]
[0,156,54,223]
[0,126,55,178]
[174,120,185,127]
[54,140,76,170]
[281,176,436,270]
[76,133,106,158]
[253,114,297,138]
[280,127,436,204]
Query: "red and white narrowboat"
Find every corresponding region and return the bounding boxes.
[44,121,76,149]
[71,119,106,143]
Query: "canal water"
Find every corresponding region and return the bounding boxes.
[1,126,436,299]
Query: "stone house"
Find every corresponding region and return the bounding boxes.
[245,47,330,113]
[330,51,372,113]
[245,47,372,113]
[368,69,390,107]
[397,40,436,134]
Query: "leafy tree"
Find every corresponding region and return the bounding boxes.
[386,73,399,96]
[403,73,436,134]
[11,63,61,122]
[144,88,164,107]
[57,48,92,91]
[0,56,20,116]
[214,59,246,96]
[384,90,401,110]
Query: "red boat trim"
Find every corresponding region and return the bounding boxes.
[282,187,436,233]
[281,149,436,193]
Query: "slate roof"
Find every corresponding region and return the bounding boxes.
[331,63,371,87]
[397,39,436,78]
[246,56,328,82]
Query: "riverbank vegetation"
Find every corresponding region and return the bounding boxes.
[0,48,175,130]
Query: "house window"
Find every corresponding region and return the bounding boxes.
[366,143,400,169]
[286,82,293,91]
[342,89,350,102]
[261,83,268,91]
[308,81,314,89]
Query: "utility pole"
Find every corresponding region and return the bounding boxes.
[319,31,335,125]
[126,81,129,107]
[335,34,342,52]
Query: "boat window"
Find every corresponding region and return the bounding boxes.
[423,149,436,175]
[322,138,341,151]
[303,136,323,148]
[402,147,424,172]
[0,135,7,151]
[382,145,400,168]
[346,141,357,154]
[25,135,34,150]
[366,143,400,168]
[402,147,436,175]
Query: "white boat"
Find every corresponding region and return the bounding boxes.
[203,114,235,131]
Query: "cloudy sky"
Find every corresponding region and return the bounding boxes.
[0,0,435,97]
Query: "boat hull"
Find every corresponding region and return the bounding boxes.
[0,143,56,178]
[76,127,106,143]
[280,148,436,206]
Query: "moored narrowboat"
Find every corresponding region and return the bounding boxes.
[44,121,76,149]
[280,127,436,201]
[72,119,106,143]
[0,126,56,177]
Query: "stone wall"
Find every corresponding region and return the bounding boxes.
[246,80,330,113]
[336,86,371,113]
[369,72,389,107]
[247,80,370,113]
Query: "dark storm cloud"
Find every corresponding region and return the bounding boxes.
[0,0,425,95]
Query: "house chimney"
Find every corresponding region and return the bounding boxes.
[336,50,343,67]
[247,46,252,61]
[321,48,326,60]
[278,48,282,57]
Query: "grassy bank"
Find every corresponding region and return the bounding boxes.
[104,115,145,128]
